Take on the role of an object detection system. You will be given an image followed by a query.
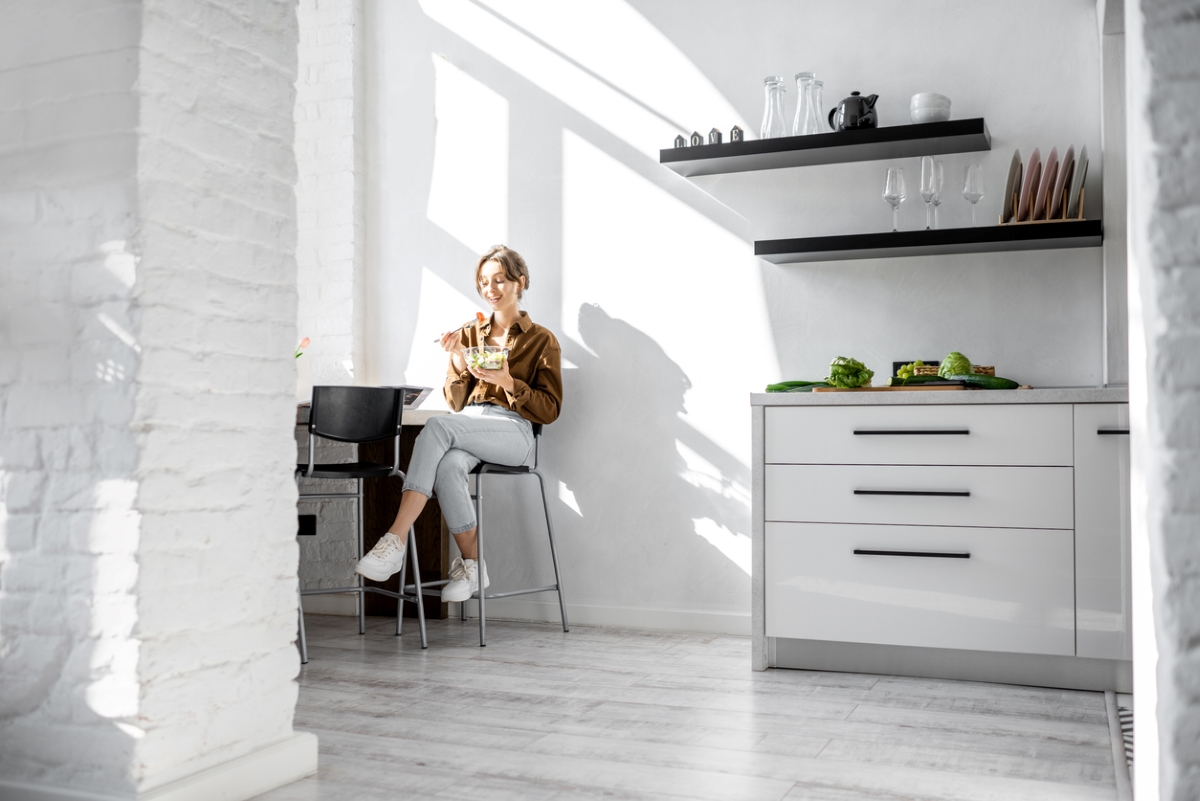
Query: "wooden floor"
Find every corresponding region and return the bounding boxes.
[256,614,1119,801]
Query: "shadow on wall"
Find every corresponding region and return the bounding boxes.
[543,304,751,610]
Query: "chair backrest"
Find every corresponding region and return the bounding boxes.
[309,386,402,443]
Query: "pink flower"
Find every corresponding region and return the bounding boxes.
[299,337,310,349]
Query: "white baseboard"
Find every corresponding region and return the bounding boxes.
[0,732,318,801]
[455,597,750,636]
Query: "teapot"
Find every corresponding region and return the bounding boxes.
[828,91,879,131]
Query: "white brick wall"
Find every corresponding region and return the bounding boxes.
[294,0,366,609]
[0,0,143,792]
[0,0,304,796]
[295,0,364,395]
[1126,1,1200,799]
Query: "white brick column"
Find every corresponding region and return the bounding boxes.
[0,1,314,798]
[1126,0,1200,798]
[295,0,364,394]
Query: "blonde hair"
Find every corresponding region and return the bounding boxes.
[475,244,530,299]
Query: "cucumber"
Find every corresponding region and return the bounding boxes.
[945,373,1020,390]
[886,375,953,387]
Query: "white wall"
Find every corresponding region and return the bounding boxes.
[0,0,143,791]
[1,1,312,797]
[1126,0,1200,798]
[296,0,365,395]
[363,0,1107,632]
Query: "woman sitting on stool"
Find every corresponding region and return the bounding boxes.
[355,245,563,602]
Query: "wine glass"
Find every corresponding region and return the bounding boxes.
[929,160,945,229]
[962,163,986,227]
[920,156,937,229]
[883,167,906,232]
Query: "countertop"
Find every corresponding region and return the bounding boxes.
[751,385,1129,406]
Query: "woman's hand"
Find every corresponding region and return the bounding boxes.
[440,329,467,373]
[468,357,515,394]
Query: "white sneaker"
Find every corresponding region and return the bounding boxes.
[355,532,406,581]
[441,556,489,602]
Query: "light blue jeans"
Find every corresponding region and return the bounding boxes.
[403,405,535,534]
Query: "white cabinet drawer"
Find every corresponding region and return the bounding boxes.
[766,464,1074,529]
[765,522,1075,656]
[765,405,1073,466]
[1074,404,1132,660]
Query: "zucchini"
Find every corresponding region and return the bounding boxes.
[945,373,1020,390]
[886,375,953,387]
[766,380,829,392]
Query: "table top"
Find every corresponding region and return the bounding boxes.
[295,404,450,426]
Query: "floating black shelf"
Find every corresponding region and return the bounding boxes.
[661,119,991,177]
[755,220,1103,264]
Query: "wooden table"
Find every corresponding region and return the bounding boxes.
[298,406,451,619]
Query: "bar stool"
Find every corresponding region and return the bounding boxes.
[407,422,568,646]
[296,386,427,662]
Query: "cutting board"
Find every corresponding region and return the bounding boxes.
[811,384,966,392]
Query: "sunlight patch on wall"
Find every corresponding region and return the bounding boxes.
[562,129,779,463]
[692,518,750,575]
[558,481,582,517]
[86,479,141,722]
[676,440,750,508]
[427,54,508,253]
[405,266,485,407]
[419,0,675,159]
[477,0,745,136]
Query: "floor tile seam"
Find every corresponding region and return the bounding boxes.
[312,672,861,716]
[310,726,799,797]
[304,661,667,690]
[431,770,726,801]
[523,732,1112,794]
[848,703,1113,736]
[811,738,1120,785]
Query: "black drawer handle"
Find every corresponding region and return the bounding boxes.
[854,549,971,559]
[1097,429,1130,435]
[853,429,970,436]
[854,489,971,497]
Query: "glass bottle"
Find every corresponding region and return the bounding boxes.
[760,77,786,139]
[792,72,815,136]
[803,80,825,135]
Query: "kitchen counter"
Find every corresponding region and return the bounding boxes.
[750,388,1133,690]
[752,385,1128,407]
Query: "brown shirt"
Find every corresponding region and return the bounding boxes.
[444,311,563,425]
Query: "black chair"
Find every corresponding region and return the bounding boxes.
[295,386,427,662]
[407,422,568,646]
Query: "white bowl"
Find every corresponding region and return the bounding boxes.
[910,92,951,107]
[910,107,952,124]
[911,100,952,111]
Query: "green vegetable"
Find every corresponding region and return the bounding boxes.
[766,380,830,392]
[886,375,952,387]
[938,352,972,379]
[825,356,875,389]
[945,373,1020,390]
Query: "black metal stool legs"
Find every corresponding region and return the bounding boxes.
[394,527,428,649]
[476,473,486,647]
[298,587,308,664]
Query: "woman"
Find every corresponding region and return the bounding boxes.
[354,245,562,602]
